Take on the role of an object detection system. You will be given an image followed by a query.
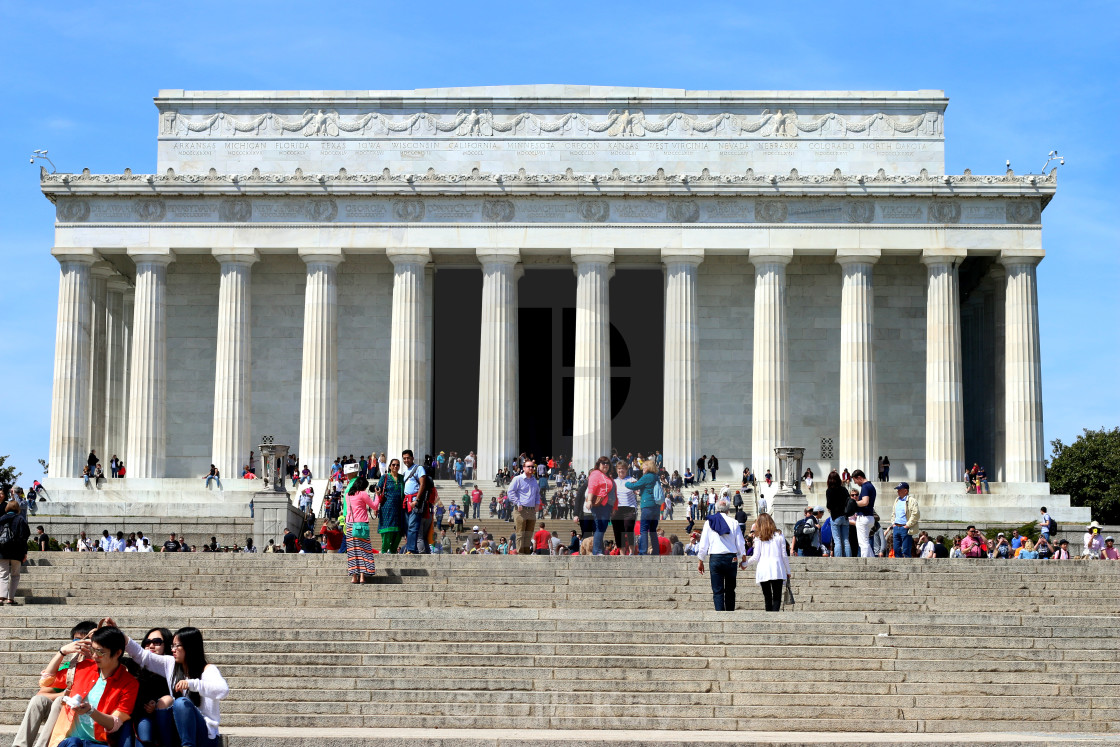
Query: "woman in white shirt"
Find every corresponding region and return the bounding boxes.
[105,620,229,747]
[695,499,748,611]
[745,512,792,612]
[611,463,638,554]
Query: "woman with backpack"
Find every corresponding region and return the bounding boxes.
[0,500,30,605]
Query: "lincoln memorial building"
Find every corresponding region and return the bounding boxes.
[40,86,1085,523]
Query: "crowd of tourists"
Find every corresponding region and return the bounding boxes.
[11,618,227,747]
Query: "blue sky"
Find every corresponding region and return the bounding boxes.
[0,1,1116,482]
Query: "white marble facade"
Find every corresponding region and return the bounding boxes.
[41,86,1070,520]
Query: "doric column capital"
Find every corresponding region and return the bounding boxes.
[385,247,432,266]
[51,247,99,265]
[476,248,521,267]
[998,249,1045,268]
[661,248,705,267]
[920,248,967,267]
[748,248,793,267]
[127,247,176,266]
[571,248,614,266]
[298,247,345,267]
[106,277,132,294]
[212,248,260,266]
[836,249,881,266]
[91,261,117,280]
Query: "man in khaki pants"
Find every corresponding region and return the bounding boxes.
[507,459,542,554]
[13,620,97,747]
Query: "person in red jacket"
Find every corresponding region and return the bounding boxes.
[50,626,139,747]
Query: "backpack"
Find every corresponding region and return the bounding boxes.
[653,480,665,507]
[1048,518,1058,535]
[798,518,817,538]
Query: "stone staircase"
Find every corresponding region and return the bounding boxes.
[2,554,1119,745]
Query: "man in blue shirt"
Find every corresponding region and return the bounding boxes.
[891,482,918,559]
[401,449,432,553]
[507,459,541,555]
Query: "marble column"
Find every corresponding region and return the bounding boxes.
[837,251,879,477]
[121,288,133,463]
[47,248,97,479]
[1001,253,1046,482]
[571,249,613,472]
[104,278,130,464]
[298,249,344,479]
[922,251,966,483]
[125,248,175,478]
[662,249,703,477]
[212,249,259,480]
[750,250,792,476]
[990,265,1007,482]
[387,248,431,461]
[87,262,115,461]
[475,249,520,478]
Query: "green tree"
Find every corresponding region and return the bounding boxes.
[1047,427,1120,523]
[0,454,21,487]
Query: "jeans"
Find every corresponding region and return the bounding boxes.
[830,516,852,557]
[455,471,463,487]
[638,508,660,555]
[405,505,423,553]
[892,526,913,558]
[591,504,612,555]
[611,506,637,553]
[472,502,480,519]
[204,476,222,489]
[465,467,473,480]
[760,578,784,611]
[698,469,706,482]
[121,708,177,747]
[855,515,875,558]
[708,553,738,611]
[171,697,220,747]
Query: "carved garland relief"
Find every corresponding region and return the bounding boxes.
[161,108,944,139]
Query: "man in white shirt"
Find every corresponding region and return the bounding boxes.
[695,498,748,611]
[98,530,114,552]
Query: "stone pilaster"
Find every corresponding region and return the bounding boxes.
[990,265,1007,482]
[387,248,431,460]
[212,249,259,479]
[837,251,879,477]
[750,250,792,477]
[125,248,175,478]
[662,249,703,477]
[298,249,344,479]
[121,288,133,463]
[1001,252,1046,482]
[104,278,130,464]
[571,249,613,472]
[475,248,521,478]
[922,250,966,483]
[47,248,97,479]
[88,262,114,460]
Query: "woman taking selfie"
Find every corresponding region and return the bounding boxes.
[344,475,378,581]
[107,621,229,747]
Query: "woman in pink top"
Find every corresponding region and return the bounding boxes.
[587,457,615,555]
[345,476,379,583]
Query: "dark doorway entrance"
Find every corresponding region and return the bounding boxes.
[431,269,481,455]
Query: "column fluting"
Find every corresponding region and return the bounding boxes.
[750,251,792,477]
[211,250,259,480]
[662,249,703,478]
[298,249,344,479]
[1001,254,1046,482]
[88,263,113,462]
[922,253,966,483]
[837,251,879,477]
[104,278,130,464]
[125,249,175,478]
[47,249,97,478]
[475,249,520,478]
[386,248,431,461]
[571,249,613,472]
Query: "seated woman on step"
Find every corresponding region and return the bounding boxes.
[106,621,229,747]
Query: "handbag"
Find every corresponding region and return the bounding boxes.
[350,522,370,540]
[783,579,795,607]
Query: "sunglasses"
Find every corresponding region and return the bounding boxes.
[142,638,164,647]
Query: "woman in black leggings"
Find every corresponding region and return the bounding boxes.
[745,512,792,611]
